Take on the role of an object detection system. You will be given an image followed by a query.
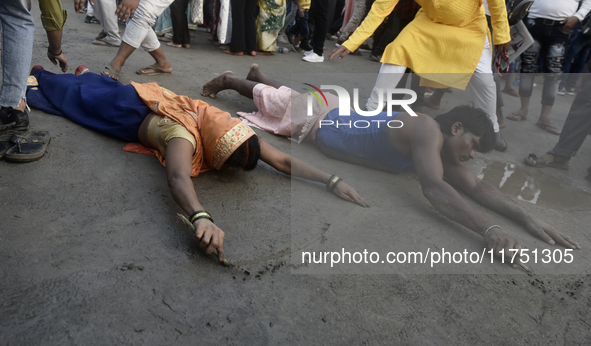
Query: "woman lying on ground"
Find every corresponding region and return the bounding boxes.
[201,64,580,268]
[27,67,369,263]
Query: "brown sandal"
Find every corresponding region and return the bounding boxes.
[524,152,569,170]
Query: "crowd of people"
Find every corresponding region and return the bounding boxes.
[1,0,590,266]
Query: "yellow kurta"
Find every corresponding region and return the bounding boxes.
[342,0,510,89]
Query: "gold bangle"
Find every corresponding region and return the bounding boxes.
[326,175,340,190]
[189,210,211,224]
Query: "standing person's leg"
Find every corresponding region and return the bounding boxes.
[93,0,122,45]
[524,75,591,168]
[229,0,246,53]
[169,0,190,47]
[106,0,174,79]
[280,0,297,38]
[338,0,365,42]
[365,63,407,111]
[0,0,34,130]
[535,23,569,135]
[244,0,258,54]
[564,40,591,92]
[305,0,329,61]
[467,36,507,151]
[552,75,591,157]
[510,18,540,121]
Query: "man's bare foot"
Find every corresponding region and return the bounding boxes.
[424,96,441,110]
[246,64,262,82]
[166,42,189,48]
[201,71,234,98]
[498,120,506,129]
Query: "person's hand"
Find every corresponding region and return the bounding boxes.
[194,218,225,262]
[495,42,509,56]
[74,0,93,13]
[560,16,580,33]
[523,216,580,249]
[328,45,351,60]
[484,227,522,268]
[115,0,140,21]
[47,51,69,73]
[332,181,371,207]
[298,9,305,18]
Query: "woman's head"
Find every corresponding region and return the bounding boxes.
[222,135,261,171]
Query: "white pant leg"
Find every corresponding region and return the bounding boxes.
[94,0,121,44]
[468,36,499,133]
[366,63,407,111]
[121,0,173,51]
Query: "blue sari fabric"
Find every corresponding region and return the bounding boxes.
[314,109,415,174]
[27,70,151,142]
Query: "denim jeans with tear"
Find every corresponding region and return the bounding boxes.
[0,0,35,108]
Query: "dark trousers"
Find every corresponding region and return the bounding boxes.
[553,74,591,157]
[560,27,591,89]
[229,0,258,53]
[170,0,190,45]
[310,0,329,56]
[519,17,570,106]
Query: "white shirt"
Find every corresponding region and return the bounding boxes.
[528,0,591,22]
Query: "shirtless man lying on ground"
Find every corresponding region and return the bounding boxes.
[201,64,581,268]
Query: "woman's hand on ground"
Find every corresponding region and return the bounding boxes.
[332,182,370,207]
[523,216,580,249]
[194,219,225,262]
[328,45,351,60]
[115,0,140,21]
[484,228,522,268]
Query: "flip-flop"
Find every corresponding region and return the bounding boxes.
[101,65,120,81]
[222,49,243,55]
[92,38,120,47]
[0,133,14,159]
[4,131,50,163]
[502,88,519,97]
[95,31,107,40]
[136,65,172,76]
[536,122,561,135]
[506,111,527,121]
[523,153,569,170]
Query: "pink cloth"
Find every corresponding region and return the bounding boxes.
[237,83,339,143]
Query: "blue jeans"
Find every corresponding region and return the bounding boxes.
[0,0,35,108]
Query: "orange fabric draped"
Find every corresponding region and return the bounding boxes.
[131,82,255,177]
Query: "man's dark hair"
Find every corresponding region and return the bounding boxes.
[223,135,261,171]
[434,105,495,153]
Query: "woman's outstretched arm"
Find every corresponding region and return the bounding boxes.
[258,139,370,207]
[165,138,225,262]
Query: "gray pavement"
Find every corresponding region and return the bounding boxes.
[1,1,591,344]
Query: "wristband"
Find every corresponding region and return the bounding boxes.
[48,48,63,56]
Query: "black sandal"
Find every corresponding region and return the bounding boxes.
[4,131,50,163]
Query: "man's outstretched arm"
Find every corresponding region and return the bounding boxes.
[409,125,523,266]
[443,164,580,250]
